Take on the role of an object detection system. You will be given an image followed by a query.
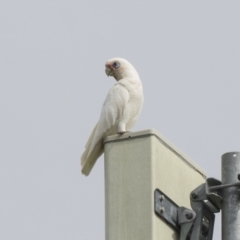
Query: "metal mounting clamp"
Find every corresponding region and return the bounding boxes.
[154,189,196,240]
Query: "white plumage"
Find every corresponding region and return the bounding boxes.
[81,58,144,176]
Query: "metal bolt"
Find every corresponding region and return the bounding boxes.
[159,207,165,214]
[159,195,165,201]
[191,192,198,199]
[185,211,193,219]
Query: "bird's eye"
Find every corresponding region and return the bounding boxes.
[113,61,120,69]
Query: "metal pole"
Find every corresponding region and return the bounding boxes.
[222,152,240,240]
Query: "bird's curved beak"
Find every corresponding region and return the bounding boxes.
[105,67,113,77]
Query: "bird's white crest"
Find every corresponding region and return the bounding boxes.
[81,58,144,176]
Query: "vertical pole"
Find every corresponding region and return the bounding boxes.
[222,152,240,240]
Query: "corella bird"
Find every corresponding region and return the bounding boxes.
[81,58,144,176]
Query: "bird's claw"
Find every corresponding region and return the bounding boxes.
[117,131,126,135]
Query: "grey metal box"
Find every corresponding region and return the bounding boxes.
[104,129,206,240]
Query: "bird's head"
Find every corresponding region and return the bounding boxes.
[105,58,139,81]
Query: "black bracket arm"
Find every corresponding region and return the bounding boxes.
[154,178,223,240]
[154,189,196,240]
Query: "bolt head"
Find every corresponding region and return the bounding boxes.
[191,192,198,199]
[159,207,165,214]
[159,195,165,201]
[185,211,193,219]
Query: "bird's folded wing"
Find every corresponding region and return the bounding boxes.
[81,83,129,175]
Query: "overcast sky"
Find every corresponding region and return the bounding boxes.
[1,1,240,239]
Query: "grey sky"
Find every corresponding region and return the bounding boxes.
[1,1,240,239]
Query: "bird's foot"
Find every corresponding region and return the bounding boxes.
[117,131,131,135]
[117,131,126,135]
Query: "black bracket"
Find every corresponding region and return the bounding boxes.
[154,178,224,240]
[154,189,196,240]
[154,189,179,231]
[189,183,217,240]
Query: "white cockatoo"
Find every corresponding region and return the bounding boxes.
[81,58,144,176]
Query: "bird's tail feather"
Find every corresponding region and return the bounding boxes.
[84,124,98,148]
[81,140,104,176]
[81,124,98,166]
